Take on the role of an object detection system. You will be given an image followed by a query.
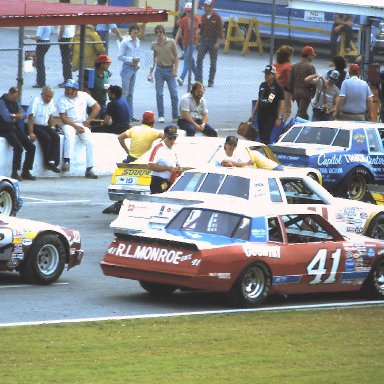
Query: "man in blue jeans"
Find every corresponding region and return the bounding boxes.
[148,25,179,123]
[178,81,217,136]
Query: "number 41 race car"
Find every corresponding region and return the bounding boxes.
[101,201,384,307]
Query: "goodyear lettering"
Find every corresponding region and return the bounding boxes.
[243,245,280,259]
[122,169,151,176]
[109,243,192,265]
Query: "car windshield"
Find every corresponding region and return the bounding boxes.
[281,126,350,147]
[170,172,250,199]
[167,208,250,239]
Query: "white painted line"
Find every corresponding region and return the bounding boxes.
[0,282,69,289]
[0,299,383,328]
[22,197,90,204]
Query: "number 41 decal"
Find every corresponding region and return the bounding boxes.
[306,249,341,284]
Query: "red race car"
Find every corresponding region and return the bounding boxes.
[101,201,384,307]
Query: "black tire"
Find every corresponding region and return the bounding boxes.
[139,281,177,296]
[0,181,17,216]
[19,234,66,285]
[365,214,384,239]
[363,258,384,299]
[227,263,271,308]
[307,172,320,184]
[341,167,372,201]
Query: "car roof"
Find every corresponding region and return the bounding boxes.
[292,121,384,130]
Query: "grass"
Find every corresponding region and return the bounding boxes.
[1,306,383,383]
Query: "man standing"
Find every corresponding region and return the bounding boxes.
[118,111,163,163]
[25,26,53,88]
[102,85,131,134]
[57,79,100,179]
[330,14,354,58]
[305,70,340,122]
[196,0,222,88]
[335,64,374,121]
[148,125,180,194]
[148,25,179,123]
[27,86,61,173]
[249,65,284,145]
[178,81,217,136]
[118,24,141,121]
[0,87,36,180]
[289,46,317,120]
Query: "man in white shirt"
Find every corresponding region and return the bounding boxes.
[148,125,181,193]
[57,79,100,178]
[27,86,61,173]
[213,136,250,167]
[178,81,217,136]
[118,24,141,121]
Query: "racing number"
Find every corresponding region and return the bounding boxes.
[306,249,341,285]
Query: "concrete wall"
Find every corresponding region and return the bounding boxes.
[0,133,126,178]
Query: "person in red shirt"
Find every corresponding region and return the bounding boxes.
[196,0,222,87]
[273,45,294,121]
[175,2,200,87]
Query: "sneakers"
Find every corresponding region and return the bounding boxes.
[177,78,184,86]
[208,82,214,87]
[158,117,165,123]
[172,118,179,123]
[21,170,36,181]
[85,169,98,179]
[47,163,61,173]
[62,162,70,172]
[11,171,22,181]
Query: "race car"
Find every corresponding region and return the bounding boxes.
[270,121,384,201]
[0,215,83,284]
[108,136,321,202]
[112,167,384,240]
[0,175,23,216]
[101,202,384,307]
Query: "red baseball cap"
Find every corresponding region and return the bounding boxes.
[95,54,112,63]
[349,63,361,74]
[301,46,316,57]
[142,111,155,123]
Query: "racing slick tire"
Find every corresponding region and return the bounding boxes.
[227,262,271,308]
[365,214,384,240]
[139,281,177,296]
[18,234,66,285]
[0,181,17,216]
[362,257,384,299]
[341,167,372,201]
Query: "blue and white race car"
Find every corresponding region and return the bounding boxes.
[0,175,23,216]
[270,121,384,201]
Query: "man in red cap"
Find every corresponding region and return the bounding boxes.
[118,110,164,164]
[289,46,317,120]
[335,63,374,121]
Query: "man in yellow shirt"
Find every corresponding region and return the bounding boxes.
[118,110,164,163]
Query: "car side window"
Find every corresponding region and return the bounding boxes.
[282,214,334,243]
[268,217,283,243]
[199,173,226,193]
[280,179,325,204]
[218,175,250,199]
[367,128,382,152]
[170,172,206,192]
[268,178,283,202]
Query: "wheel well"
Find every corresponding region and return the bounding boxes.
[27,231,70,264]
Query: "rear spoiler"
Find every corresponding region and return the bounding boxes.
[123,193,203,206]
[269,145,307,156]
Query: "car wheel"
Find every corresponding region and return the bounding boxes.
[342,168,371,201]
[228,263,271,308]
[19,234,66,284]
[365,214,384,239]
[363,258,384,299]
[139,281,177,296]
[0,181,17,216]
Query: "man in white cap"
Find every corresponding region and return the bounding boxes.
[57,79,100,178]
[248,65,284,144]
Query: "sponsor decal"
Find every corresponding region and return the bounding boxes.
[368,156,384,165]
[208,272,231,279]
[352,133,365,143]
[108,243,193,265]
[367,248,376,257]
[122,169,150,176]
[317,154,342,166]
[22,238,33,246]
[345,258,355,272]
[360,212,368,219]
[355,227,364,234]
[243,245,280,259]
[273,275,301,285]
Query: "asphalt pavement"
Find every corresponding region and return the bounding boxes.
[0,26,335,136]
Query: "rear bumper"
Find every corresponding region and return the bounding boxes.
[108,184,150,201]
